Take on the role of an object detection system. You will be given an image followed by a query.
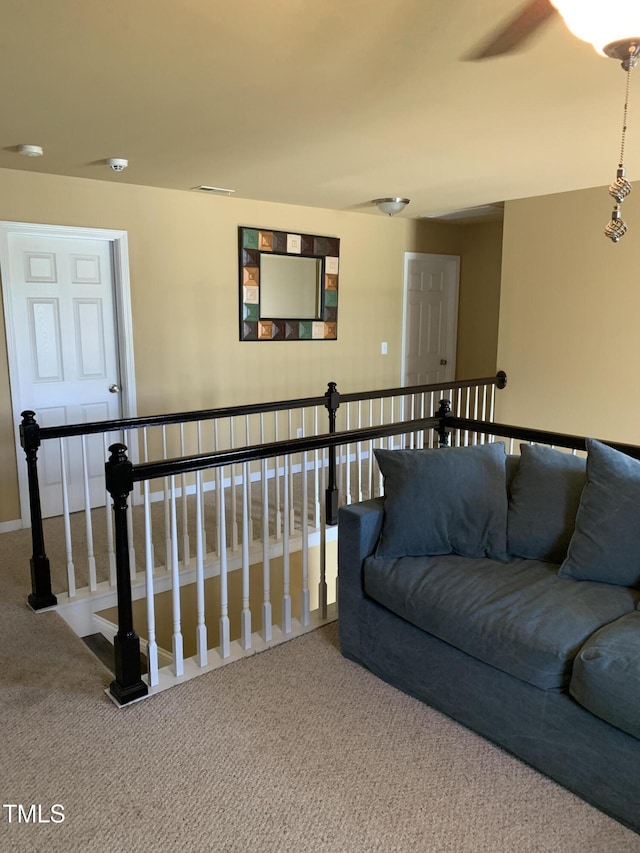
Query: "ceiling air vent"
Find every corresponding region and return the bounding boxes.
[193,185,236,195]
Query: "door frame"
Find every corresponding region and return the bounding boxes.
[0,221,137,527]
[401,252,460,386]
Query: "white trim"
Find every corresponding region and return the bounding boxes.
[0,221,137,527]
[401,252,460,386]
[0,519,22,534]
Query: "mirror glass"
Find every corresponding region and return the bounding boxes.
[260,255,322,319]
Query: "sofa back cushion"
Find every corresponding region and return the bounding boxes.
[374,443,508,561]
[558,439,640,588]
[507,444,586,564]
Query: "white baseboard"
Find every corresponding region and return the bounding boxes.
[0,519,23,533]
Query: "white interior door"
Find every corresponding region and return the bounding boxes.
[1,224,136,522]
[402,253,459,386]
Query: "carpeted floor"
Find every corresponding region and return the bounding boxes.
[2,524,640,853]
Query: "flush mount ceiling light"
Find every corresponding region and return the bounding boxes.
[468,1,640,242]
[18,144,44,157]
[373,197,410,216]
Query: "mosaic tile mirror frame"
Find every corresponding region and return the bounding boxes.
[239,226,339,341]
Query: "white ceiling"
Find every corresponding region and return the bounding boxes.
[0,0,632,217]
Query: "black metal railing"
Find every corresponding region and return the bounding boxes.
[20,373,508,613]
[104,394,640,705]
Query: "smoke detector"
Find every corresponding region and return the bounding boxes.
[107,158,128,172]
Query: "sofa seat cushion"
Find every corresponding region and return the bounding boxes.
[570,612,640,739]
[363,554,639,691]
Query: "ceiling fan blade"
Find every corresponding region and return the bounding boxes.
[465,0,557,61]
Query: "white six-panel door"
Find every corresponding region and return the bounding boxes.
[402,253,459,386]
[1,223,136,523]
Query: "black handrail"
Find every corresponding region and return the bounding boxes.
[30,371,507,442]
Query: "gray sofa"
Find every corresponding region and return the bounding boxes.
[338,438,640,833]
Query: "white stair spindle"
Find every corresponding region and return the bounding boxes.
[218,466,231,658]
[196,421,208,555]
[195,469,207,668]
[123,428,136,578]
[288,410,295,530]
[169,475,184,677]
[103,433,116,586]
[281,454,292,634]
[356,401,363,502]
[144,480,159,687]
[241,461,252,650]
[345,405,352,506]
[141,427,155,569]
[214,419,222,558]
[274,412,282,540]
[59,438,76,598]
[229,419,239,551]
[180,423,190,566]
[301,448,310,626]
[319,449,328,620]
[162,425,172,572]
[261,458,272,642]
[245,415,254,543]
[313,407,320,528]
[80,434,97,591]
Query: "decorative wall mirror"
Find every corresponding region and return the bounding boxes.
[239,226,339,341]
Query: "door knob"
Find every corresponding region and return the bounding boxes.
[439,359,448,366]
[108,384,120,393]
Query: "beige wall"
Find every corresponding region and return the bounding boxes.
[0,167,501,523]
[496,184,640,443]
[454,219,503,379]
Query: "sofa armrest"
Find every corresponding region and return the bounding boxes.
[338,498,384,581]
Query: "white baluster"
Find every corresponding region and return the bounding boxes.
[218,466,231,658]
[356,401,363,502]
[241,461,252,650]
[169,475,184,677]
[301,448,310,626]
[261,457,272,642]
[162,425,172,572]
[319,449,328,619]
[274,412,282,540]
[245,414,254,543]
[141,427,155,570]
[313,407,320,528]
[195,470,207,668]
[229,419,239,551]
[345,404,352,506]
[214,419,222,558]
[103,434,116,587]
[464,386,471,447]
[59,438,75,597]
[80,435,97,591]
[196,421,208,555]
[180,423,190,566]
[124,429,136,579]
[144,480,159,687]
[472,386,479,419]
[281,454,292,634]
[481,385,488,444]
[288,411,295,530]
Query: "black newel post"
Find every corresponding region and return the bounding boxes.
[20,411,56,610]
[324,381,340,525]
[436,399,452,448]
[105,444,148,706]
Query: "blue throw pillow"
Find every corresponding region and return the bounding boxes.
[558,439,640,588]
[374,443,508,561]
[508,444,586,564]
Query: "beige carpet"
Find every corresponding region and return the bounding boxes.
[2,525,640,853]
